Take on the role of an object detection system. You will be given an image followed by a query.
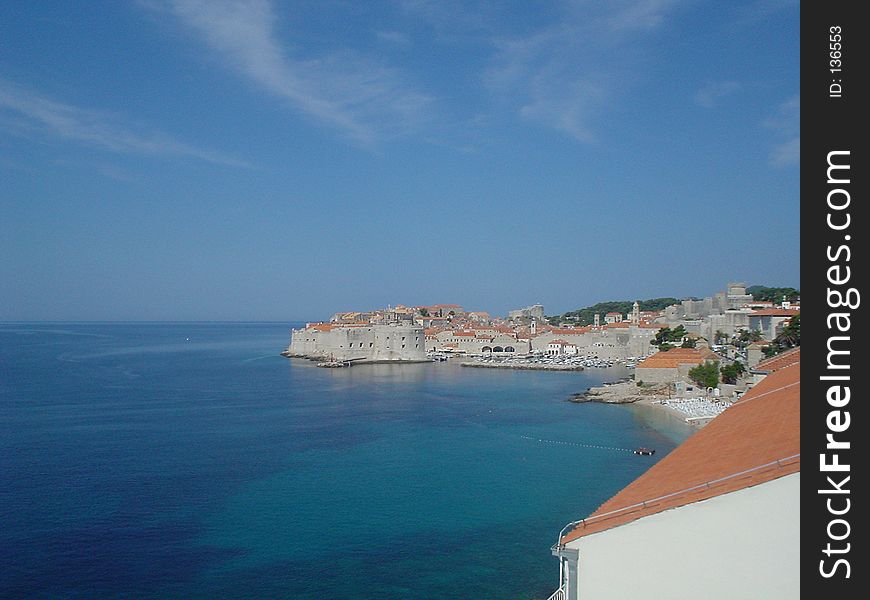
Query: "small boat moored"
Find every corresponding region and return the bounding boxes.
[316,360,351,368]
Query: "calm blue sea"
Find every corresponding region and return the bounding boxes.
[0,323,691,599]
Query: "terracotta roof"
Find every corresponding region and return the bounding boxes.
[753,346,801,372]
[562,359,800,544]
[635,348,717,369]
[453,331,476,337]
[750,309,799,317]
[550,327,591,335]
[550,339,569,345]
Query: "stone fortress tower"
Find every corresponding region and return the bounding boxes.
[286,323,426,362]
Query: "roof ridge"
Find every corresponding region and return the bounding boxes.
[567,453,800,534]
[733,380,800,407]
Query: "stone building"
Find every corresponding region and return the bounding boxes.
[287,323,426,362]
[531,324,661,360]
[547,340,578,356]
[747,309,798,341]
[508,304,545,320]
[702,309,752,342]
[429,329,529,354]
[633,347,718,384]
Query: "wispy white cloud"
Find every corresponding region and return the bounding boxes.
[694,80,741,108]
[159,0,431,144]
[484,0,682,142]
[376,30,411,45]
[764,94,799,166]
[770,137,799,167]
[0,77,246,167]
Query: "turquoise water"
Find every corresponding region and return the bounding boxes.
[0,323,691,598]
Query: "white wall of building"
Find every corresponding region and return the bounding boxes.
[565,473,799,600]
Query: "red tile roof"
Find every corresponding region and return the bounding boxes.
[550,327,591,335]
[561,357,800,544]
[635,348,717,369]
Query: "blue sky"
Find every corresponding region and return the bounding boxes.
[1,0,799,321]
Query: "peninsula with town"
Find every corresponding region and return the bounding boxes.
[283,283,802,599]
[283,281,800,426]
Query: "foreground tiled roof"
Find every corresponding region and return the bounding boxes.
[753,346,801,372]
[635,347,717,369]
[561,356,800,544]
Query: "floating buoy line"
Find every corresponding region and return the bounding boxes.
[519,435,635,453]
[461,414,652,455]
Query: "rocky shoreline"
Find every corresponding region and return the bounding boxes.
[571,380,672,404]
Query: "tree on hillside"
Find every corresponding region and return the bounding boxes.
[689,361,720,389]
[419,308,429,317]
[733,328,763,349]
[720,361,746,384]
[651,325,687,348]
[762,314,801,358]
[777,313,800,347]
[747,286,800,303]
[547,297,681,326]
